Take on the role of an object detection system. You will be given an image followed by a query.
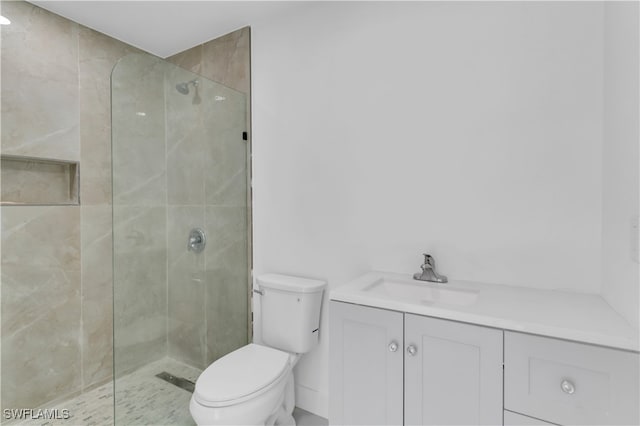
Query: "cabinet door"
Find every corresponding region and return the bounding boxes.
[404,314,503,425]
[329,301,404,425]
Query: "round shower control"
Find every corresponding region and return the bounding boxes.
[561,379,575,395]
[187,228,206,253]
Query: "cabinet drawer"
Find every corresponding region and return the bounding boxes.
[503,410,555,425]
[504,332,639,425]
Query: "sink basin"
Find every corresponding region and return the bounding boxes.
[363,278,479,307]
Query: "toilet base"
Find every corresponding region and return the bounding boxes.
[265,375,295,426]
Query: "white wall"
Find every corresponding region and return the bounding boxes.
[602,2,640,329]
[251,2,607,417]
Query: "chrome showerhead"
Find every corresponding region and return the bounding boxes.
[175,79,199,95]
[176,82,190,95]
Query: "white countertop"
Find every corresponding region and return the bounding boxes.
[330,271,640,352]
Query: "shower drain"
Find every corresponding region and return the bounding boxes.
[155,371,195,393]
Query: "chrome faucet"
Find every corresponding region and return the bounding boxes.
[413,253,448,283]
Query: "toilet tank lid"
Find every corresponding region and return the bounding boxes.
[257,273,326,293]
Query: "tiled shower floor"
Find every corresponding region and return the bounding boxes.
[17,358,328,426]
[18,358,201,426]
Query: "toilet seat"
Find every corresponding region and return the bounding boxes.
[193,344,291,408]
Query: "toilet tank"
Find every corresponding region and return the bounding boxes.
[257,274,326,354]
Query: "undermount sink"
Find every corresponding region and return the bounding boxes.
[363,278,479,307]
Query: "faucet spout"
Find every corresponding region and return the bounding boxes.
[413,253,448,283]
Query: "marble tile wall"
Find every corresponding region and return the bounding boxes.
[166,29,251,367]
[1,206,81,409]
[167,205,206,368]
[79,27,141,389]
[167,27,250,94]
[111,53,169,377]
[111,55,167,207]
[112,205,167,376]
[164,65,207,368]
[0,0,79,162]
[201,84,248,364]
[0,0,141,412]
[204,205,248,363]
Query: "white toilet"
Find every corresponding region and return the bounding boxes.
[190,274,326,426]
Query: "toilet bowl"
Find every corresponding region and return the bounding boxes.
[190,344,298,425]
[190,274,326,426]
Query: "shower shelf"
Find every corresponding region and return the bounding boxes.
[0,155,80,206]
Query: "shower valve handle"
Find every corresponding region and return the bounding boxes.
[187,228,206,253]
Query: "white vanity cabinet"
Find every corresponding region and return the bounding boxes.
[330,272,640,426]
[329,301,503,425]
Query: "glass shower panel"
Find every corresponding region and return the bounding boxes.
[112,54,168,378]
[111,52,249,425]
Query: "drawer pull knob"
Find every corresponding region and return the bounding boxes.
[561,379,575,395]
[388,341,399,352]
[407,345,418,356]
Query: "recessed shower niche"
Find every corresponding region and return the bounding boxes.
[0,155,80,205]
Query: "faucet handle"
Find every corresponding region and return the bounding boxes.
[422,253,435,267]
[415,253,448,283]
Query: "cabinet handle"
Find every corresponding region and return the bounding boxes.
[561,379,575,395]
[388,341,398,352]
[407,345,417,356]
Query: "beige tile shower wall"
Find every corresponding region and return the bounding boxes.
[166,28,250,367]
[167,27,250,94]
[1,0,79,162]
[1,0,141,411]
[167,205,206,368]
[164,65,207,368]
[203,85,249,364]
[204,205,248,363]
[1,206,81,409]
[111,54,168,376]
[79,27,142,390]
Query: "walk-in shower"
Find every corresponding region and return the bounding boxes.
[111,53,250,424]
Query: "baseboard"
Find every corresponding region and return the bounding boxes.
[295,384,328,419]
